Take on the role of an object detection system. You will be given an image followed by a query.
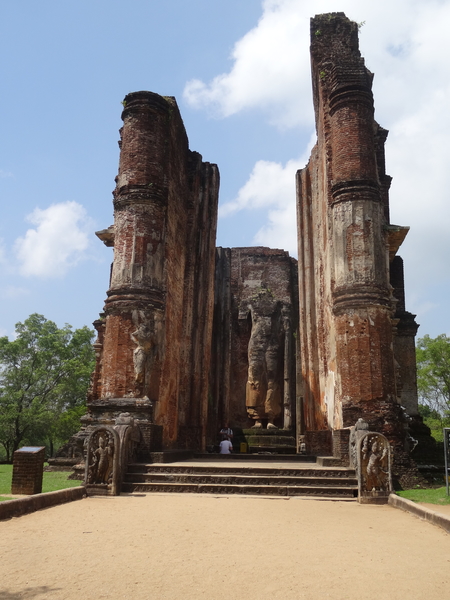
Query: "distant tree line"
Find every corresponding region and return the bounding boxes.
[416,333,450,441]
[0,314,95,462]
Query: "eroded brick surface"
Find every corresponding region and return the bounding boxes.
[296,13,418,456]
[90,92,219,450]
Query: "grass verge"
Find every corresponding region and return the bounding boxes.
[397,486,450,505]
[0,463,81,500]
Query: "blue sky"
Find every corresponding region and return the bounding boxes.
[1,0,449,340]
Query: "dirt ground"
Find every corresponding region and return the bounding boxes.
[1,493,450,600]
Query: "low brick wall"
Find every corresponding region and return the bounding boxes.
[332,429,350,464]
[0,486,86,521]
[304,430,333,456]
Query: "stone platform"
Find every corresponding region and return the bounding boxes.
[241,428,296,453]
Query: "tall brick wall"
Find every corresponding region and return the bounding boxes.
[297,13,418,448]
[176,154,219,449]
[90,92,219,450]
[390,256,420,416]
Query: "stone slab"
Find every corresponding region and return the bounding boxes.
[149,450,194,463]
[193,453,315,462]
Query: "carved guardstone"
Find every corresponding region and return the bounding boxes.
[356,431,392,504]
[85,427,120,496]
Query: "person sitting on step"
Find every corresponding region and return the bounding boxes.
[219,437,233,454]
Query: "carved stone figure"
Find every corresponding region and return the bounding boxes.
[131,321,153,389]
[360,433,390,492]
[281,305,292,430]
[349,418,369,467]
[245,290,284,429]
[87,431,114,485]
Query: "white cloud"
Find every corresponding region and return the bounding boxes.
[184,0,313,129]
[0,239,6,265]
[184,0,450,133]
[220,131,315,256]
[0,169,13,178]
[220,156,302,256]
[253,202,298,256]
[14,201,92,278]
[220,156,303,217]
[187,0,450,334]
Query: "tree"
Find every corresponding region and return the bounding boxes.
[0,314,95,462]
[416,334,450,416]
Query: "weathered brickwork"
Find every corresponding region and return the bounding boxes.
[390,256,420,416]
[296,13,418,457]
[332,429,351,464]
[53,14,428,474]
[90,92,219,450]
[304,430,332,457]
[11,447,45,495]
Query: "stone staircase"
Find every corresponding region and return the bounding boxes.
[122,459,358,499]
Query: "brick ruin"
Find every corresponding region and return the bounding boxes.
[296,14,419,454]
[55,13,428,480]
[90,91,219,452]
[11,447,45,495]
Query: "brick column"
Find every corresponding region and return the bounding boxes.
[297,14,405,442]
[101,92,170,402]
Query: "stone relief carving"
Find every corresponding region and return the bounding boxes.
[243,290,285,429]
[131,322,153,383]
[281,305,292,430]
[361,434,390,492]
[349,418,369,468]
[84,421,145,496]
[115,413,140,464]
[130,310,157,397]
[87,429,115,485]
[357,432,391,495]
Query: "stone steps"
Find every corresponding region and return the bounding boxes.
[193,452,316,462]
[123,462,358,499]
[126,464,354,478]
[121,481,357,498]
[124,474,357,488]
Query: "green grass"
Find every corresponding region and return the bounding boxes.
[0,464,14,496]
[397,486,450,505]
[0,463,81,500]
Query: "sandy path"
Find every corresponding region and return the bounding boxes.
[1,493,449,600]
